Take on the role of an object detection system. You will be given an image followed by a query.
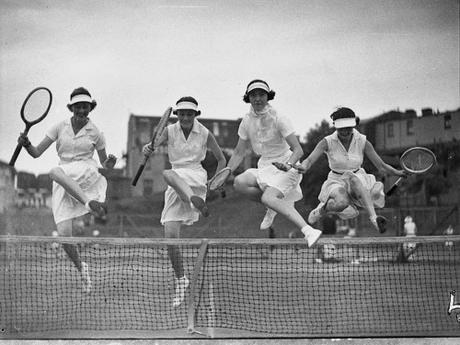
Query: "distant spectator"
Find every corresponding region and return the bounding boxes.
[402,215,417,261]
[445,225,454,249]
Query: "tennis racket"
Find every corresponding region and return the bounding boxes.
[9,87,53,167]
[386,146,436,196]
[132,106,172,186]
[207,167,231,198]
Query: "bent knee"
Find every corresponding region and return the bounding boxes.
[326,188,349,212]
[347,174,363,189]
[162,169,175,181]
[49,167,65,181]
[233,175,247,191]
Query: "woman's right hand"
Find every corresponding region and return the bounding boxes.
[18,133,31,148]
[142,143,154,156]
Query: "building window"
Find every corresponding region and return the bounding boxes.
[406,119,414,135]
[444,113,452,129]
[387,123,394,138]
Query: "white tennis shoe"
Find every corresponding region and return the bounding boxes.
[301,225,322,247]
[308,202,325,225]
[173,276,190,307]
[80,261,92,293]
[260,208,277,230]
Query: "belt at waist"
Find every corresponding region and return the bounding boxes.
[331,168,359,175]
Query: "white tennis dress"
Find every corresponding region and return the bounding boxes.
[160,120,209,225]
[237,104,302,201]
[46,118,107,224]
[318,129,384,219]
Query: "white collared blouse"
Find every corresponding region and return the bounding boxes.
[238,105,294,159]
[166,119,209,169]
[46,118,106,164]
[324,129,366,173]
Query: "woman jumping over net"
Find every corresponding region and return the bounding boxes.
[226,79,322,247]
[17,87,117,293]
[142,96,226,307]
[297,107,406,233]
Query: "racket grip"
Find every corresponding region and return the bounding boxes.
[386,177,403,196]
[132,164,145,186]
[9,143,23,167]
[132,155,150,186]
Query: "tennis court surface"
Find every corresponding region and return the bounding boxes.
[1,235,460,339]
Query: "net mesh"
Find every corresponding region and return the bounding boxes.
[1,236,459,338]
[402,149,435,172]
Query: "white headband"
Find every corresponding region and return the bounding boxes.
[247,81,270,94]
[333,117,356,128]
[69,94,93,105]
[176,101,198,111]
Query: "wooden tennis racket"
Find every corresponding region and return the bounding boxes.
[9,87,53,167]
[132,106,172,186]
[207,167,231,198]
[386,146,436,196]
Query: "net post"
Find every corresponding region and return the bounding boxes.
[187,239,209,336]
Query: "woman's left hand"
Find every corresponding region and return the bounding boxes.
[104,154,117,169]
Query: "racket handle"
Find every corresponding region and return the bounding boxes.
[386,177,403,196]
[9,143,24,167]
[132,156,149,186]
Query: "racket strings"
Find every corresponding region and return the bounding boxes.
[402,151,435,171]
[209,170,231,190]
[23,89,52,121]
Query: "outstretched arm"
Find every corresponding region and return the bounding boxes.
[364,141,406,177]
[298,139,327,174]
[207,133,227,174]
[227,138,250,173]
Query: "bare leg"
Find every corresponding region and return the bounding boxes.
[56,219,83,271]
[164,221,184,278]
[260,187,307,229]
[347,174,376,219]
[323,188,350,213]
[50,167,89,206]
[233,171,262,201]
[163,170,195,203]
[346,174,386,232]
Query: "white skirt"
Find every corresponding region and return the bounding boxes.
[52,160,107,224]
[160,166,207,226]
[318,168,384,219]
[246,151,302,201]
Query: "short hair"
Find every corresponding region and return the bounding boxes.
[67,87,97,111]
[243,79,276,103]
[330,107,360,126]
[173,96,201,116]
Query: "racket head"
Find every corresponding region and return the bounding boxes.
[21,87,52,126]
[208,167,231,191]
[152,106,172,147]
[400,147,436,174]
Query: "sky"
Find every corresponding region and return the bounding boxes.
[0,0,459,174]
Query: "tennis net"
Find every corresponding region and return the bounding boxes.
[1,235,460,338]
